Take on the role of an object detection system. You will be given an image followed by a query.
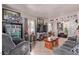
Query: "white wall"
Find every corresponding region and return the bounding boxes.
[47,19,58,36]
[52,12,79,37]
[77,11,79,25]
[52,20,58,36]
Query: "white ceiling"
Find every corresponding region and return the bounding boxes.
[4,4,79,18]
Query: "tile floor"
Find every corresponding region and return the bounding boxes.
[30,38,67,55]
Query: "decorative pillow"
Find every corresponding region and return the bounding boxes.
[68,37,77,42]
[71,44,79,55]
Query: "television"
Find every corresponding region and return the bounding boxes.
[5,23,23,39]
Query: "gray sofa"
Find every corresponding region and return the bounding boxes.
[2,33,30,55]
[53,37,79,55]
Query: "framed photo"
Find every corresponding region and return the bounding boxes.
[37,17,44,32]
[57,22,63,33]
[37,17,44,24]
[2,8,20,20]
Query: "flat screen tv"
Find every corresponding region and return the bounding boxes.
[5,23,23,39]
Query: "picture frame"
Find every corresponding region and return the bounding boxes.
[37,17,44,24]
[37,17,44,32]
[2,8,20,20]
[57,22,63,33]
